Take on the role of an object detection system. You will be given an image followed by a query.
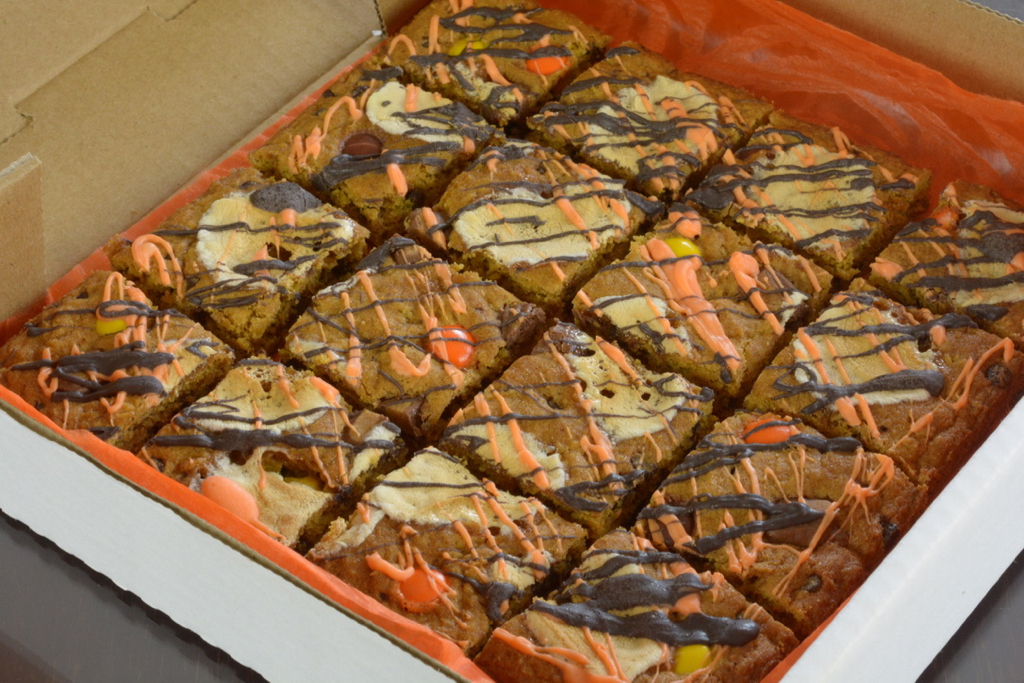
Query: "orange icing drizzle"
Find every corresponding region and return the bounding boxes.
[620,268,691,359]
[130,234,185,296]
[728,251,783,335]
[338,291,362,386]
[947,338,1014,410]
[386,163,409,196]
[669,207,703,239]
[794,327,861,427]
[355,271,432,378]
[643,239,742,372]
[545,341,621,485]
[492,391,551,489]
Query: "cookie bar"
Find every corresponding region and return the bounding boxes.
[250,60,500,236]
[869,180,1024,346]
[475,529,798,683]
[384,0,610,126]
[284,237,546,441]
[528,42,774,202]
[307,447,588,654]
[636,412,926,638]
[574,206,833,399]
[413,140,661,313]
[745,283,1024,493]
[0,271,234,452]
[441,322,714,537]
[687,111,931,280]
[106,168,370,355]
[139,358,405,550]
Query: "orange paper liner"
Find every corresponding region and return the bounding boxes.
[2,0,1024,680]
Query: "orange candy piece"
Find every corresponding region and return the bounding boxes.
[400,566,451,604]
[430,325,476,368]
[743,417,793,445]
[526,54,567,76]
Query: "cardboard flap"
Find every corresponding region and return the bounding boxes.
[0,155,46,320]
[780,0,1024,102]
[0,0,386,285]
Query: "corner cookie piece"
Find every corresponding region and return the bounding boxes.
[687,111,931,280]
[284,237,546,440]
[528,42,773,202]
[139,358,405,551]
[0,271,234,452]
[475,529,798,683]
[574,206,832,398]
[415,140,661,313]
[441,322,714,537]
[307,448,588,654]
[745,283,1024,494]
[250,60,500,236]
[869,180,1024,347]
[106,167,370,355]
[636,412,926,638]
[385,0,611,126]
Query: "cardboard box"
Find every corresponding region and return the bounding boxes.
[2,0,1024,680]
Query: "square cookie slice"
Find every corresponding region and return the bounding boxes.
[528,42,773,202]
[745,282,1024,494]
[139,358,405,551]
[106,167,370,355]
[0,271,234,452]
[869,180,1024,346]
[574,206,832,399]
[475,529,798,683]
[636,412,926,638]
[284,237,546,441]
[687,111,931,280]
[384,0,610,126]
[413,140,662,313]
[441,322,714,537]
[307,448,588,654]
[250,59,500,237]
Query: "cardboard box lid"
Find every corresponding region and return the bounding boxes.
[0,0,409,307]
[780,0,1024,104]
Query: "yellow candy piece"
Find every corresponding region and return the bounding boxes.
[447,38,488,56]
[674,644,711,675]
[664,236,702,259]
[283,474,324,491]
[95,318,128,335]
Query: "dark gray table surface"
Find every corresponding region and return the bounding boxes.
[1,503,1023,683]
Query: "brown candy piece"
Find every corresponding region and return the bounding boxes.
[342,133,383,157]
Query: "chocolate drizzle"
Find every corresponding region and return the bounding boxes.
[441,323,712,520]
[533,543,759,649]
[311,103,494,194]
[875,204,1024,324]
[688,126,892,261]
[641,494,827,555]
[12,341,174,402]
[768,292,975,413]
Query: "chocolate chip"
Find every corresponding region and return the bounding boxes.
[802,574,822,593]
[342,133,383,158]
[500,303,546,348]
[764,498,832,548]
[985,361,1012,388]
[405,208,449,249]
[249,182,322,214]
[880,517,901,550]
